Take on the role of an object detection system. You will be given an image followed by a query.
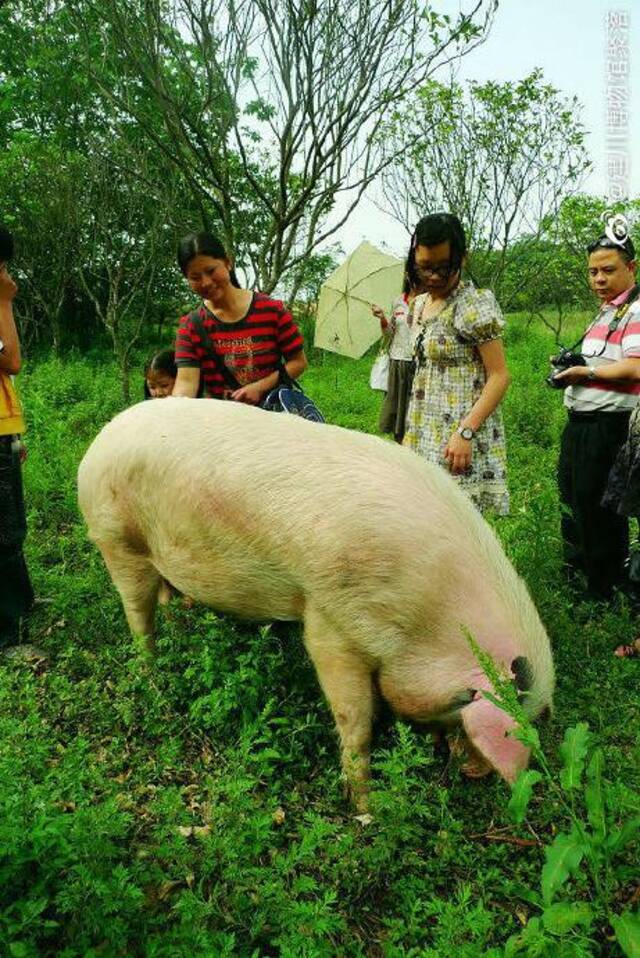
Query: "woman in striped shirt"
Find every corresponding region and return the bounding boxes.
[173,232,307,402]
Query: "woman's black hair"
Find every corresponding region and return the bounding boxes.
[143,349,177,399]
[177,231,241,288]
[401,251,413,295]
[406,213,467,290]
[586,234,636,263]
[0,224,14,262]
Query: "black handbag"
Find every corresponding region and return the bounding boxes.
[261,369,325,422]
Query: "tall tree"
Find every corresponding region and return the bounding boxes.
[65,0,497,292]
[0,0,195,349]
[377,70,591,304]
[520,195,640,337]
[73,148,182,401]
[0,140,85,350]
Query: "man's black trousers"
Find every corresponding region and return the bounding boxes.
[558,409,631,599]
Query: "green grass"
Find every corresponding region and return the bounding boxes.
[0,315,638,957]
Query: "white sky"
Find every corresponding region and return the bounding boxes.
[334,0,638,257]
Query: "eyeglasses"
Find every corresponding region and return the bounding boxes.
[414,261,454,279]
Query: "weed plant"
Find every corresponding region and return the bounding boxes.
[0,314,638,956]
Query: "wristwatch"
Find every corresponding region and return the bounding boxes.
[586,366,597,380]
[457,425,475,441]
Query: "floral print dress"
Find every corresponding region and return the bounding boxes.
[403,281,510,516]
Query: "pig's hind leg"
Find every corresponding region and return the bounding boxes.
[98,543,162,659]
[303,605,375,812]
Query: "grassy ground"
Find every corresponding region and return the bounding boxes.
[1,313,638,957]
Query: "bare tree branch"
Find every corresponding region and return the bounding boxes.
[376,70,591,301]
[65,0,497,290]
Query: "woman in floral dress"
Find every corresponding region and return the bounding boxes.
[403,213,511,515]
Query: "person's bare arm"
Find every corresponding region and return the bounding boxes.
[284,349,308,381]
[231,350,309,404]
[371,304,391,335]
[444,339,511,475]
[0,268,21,375]
[553,356,640,386]
[172,366,201,397]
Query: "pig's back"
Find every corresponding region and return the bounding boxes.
[78,399,479,611]
[78,397,471,547]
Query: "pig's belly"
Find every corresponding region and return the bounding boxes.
[153,550,306,621]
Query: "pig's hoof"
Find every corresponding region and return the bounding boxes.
[460,755,493,779]
[342,778,370,814]
[447,730,492,779]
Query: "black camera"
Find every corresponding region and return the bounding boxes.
[545,348,586,389]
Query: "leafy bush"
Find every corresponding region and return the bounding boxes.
[466,640,640,958]
[0,319,637,955]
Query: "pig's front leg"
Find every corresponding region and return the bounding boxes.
[304,607,375,812]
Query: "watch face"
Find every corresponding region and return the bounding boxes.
[460,427,474,440]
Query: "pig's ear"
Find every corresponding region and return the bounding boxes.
[461,695,530,784]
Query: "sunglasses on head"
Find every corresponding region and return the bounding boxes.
[587,236,635,259]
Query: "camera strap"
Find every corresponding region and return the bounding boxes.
[563,283,640,359]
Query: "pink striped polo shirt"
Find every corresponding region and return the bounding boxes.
[565,285,640,412]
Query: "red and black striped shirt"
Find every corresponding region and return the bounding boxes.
[175,293,304,399]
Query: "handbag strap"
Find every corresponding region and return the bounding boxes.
[188,306,303,395]
[187,308,243,392]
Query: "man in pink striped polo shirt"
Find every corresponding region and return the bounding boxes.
[552,230,640,600]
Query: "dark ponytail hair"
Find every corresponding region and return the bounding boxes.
[406,213,467,290]
[177,231,241,288]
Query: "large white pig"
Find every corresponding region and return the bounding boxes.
[78,399,554,808]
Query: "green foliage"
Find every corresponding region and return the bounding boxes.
[551,195,640,258]
[2,0,496,305]
[558,723,591,791]
[506,195,640,339]
[508,770,543,825]
[287,244,343,304]
[611,912,640,958]
[2,316,638,955]
[378,68,591,311]
[472,652,639,957]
